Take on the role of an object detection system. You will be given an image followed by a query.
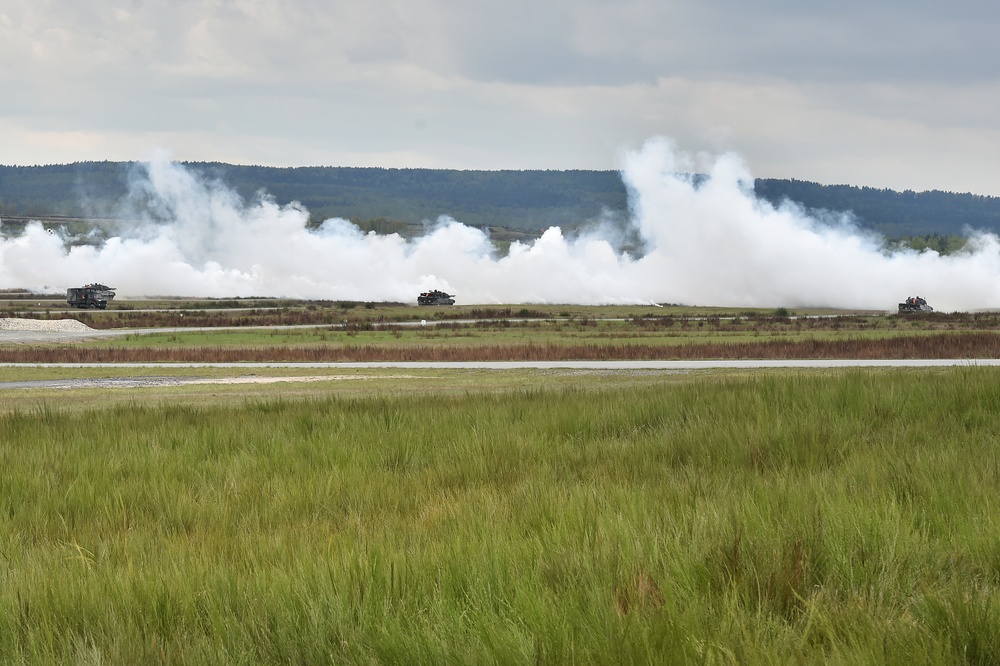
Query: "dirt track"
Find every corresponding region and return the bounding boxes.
[0,374,426,390]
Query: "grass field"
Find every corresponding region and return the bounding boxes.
[2,368,1000,663]
[0,296,878,326]
[3,301,1000,662]
[6,302,1000,363]
[0,367,703,414]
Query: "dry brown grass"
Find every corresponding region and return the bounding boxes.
[615,571,665,616]
[2,332,1000,362]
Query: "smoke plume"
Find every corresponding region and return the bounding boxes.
[2,137,1000,310]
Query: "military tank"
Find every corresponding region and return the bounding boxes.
[418,290,455,306]
[898,296,933,314]
[67,283,116,309]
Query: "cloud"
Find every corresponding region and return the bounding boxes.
[4,137,1000,311]
[1,1,999,194]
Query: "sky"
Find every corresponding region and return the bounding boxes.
[1,0,999,195]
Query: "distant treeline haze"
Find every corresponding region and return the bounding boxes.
[1,162,999,246]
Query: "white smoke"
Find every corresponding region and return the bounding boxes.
[2,137,1000,310]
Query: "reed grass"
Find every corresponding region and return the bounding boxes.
[3,331,1000,363]
[1,368,1000,662]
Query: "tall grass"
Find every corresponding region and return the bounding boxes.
[3,331,1000,362]
[2,369,1000,662]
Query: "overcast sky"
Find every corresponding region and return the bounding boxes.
[2,0,998,194]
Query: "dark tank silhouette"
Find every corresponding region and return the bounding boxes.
[898,296,933,314]
[418,290,455,306]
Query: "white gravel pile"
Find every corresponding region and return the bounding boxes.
[0,318,94,332]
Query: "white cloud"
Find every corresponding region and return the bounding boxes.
[5,140,1000,309]
[0,0,998,193]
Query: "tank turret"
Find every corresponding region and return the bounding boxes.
[417,290,455,306]
[898,296,933,314]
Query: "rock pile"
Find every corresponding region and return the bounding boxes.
[0,318,94,332]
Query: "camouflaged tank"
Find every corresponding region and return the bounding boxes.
[66,283,116,309]
[417,290,455,306]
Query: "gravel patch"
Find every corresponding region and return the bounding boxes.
[0,318,93,332]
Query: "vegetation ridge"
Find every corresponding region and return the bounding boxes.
[3,162,999,238]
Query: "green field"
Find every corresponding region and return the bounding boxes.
[6,301,1000,364]
[0,295,876,322]
[80,316,1000,349]
[3,303,1000,662]
[2,368,1000,663]
[0,367,698,414]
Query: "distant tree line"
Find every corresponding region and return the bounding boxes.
[753,179,1000,238]
[884,234,970,255]
[2,162,999,241]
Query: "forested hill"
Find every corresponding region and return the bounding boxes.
[1,161,999,238]
[753,179,1000,238]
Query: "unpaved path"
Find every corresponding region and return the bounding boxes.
[2,359,998,370]
[0,374,426,390]
[0,318,340,343]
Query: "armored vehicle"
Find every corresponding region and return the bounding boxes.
[67,284,116,309]
[418,290,455,306]
[898,296,933,314]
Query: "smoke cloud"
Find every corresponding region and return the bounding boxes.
[2,137,1000,311]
